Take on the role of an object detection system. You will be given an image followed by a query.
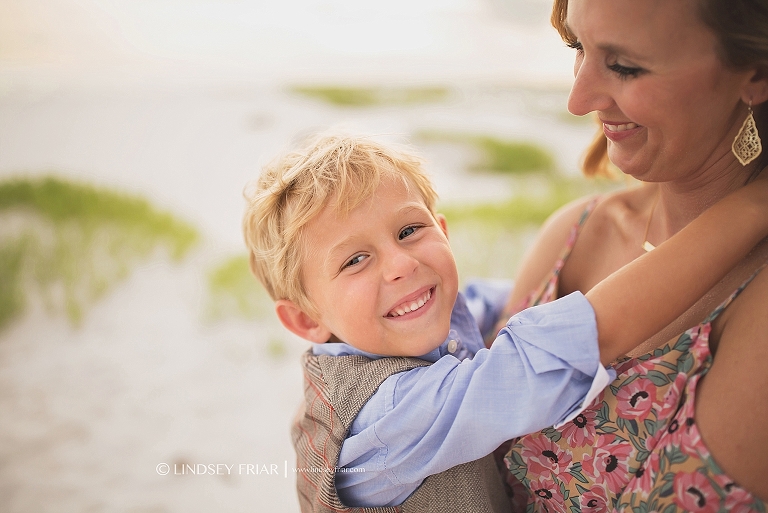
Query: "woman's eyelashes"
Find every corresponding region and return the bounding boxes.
[567,40,584,54]
[568,40,644,79]
[607,61,644,79]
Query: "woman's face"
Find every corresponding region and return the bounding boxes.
[566,0,752,183]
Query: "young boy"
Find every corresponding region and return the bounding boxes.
[243,133,768,513]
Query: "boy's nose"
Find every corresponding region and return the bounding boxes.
[382,248,419,282]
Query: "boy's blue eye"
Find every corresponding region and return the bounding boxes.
[398,225,418,240]
[344,254,367,269]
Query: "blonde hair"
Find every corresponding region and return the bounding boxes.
[243,133,438,316]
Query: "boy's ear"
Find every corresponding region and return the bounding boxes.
[275,299,331,344]
[435,213,449,239]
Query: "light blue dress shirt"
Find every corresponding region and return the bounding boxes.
[312,283,613,507]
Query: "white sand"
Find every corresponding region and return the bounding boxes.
[0,1,598,510]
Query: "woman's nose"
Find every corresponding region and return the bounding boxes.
[567,54,613,117]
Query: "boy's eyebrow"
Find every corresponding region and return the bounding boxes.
[326,236,360,269]
[324,202,432,272]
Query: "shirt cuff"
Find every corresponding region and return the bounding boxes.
[553,364,616,428]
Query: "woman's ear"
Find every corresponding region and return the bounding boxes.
[275,300,331,344]
[435,213,449,240]
[742,66,768,106]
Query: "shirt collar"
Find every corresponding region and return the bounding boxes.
[312,292,485,363]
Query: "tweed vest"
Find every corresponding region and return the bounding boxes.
[292,349,512,513]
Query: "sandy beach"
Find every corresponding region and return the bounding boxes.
[0,1,601,510]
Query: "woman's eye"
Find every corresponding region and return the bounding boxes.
[567,40,583,54]
[398,225,419,240]
[607,62,643,79]
[343,254,367,269]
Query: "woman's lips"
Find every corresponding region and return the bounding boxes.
[602,121,642,141]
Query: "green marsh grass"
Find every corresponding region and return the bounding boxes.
[0,176,199,330]
[441,177,620,280]
[207,254,272,320]
[289,86,450,107]
[416,131,555,174]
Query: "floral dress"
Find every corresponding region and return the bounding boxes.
[503,198,767,513]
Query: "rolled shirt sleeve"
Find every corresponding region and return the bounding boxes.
[336,291,615,507]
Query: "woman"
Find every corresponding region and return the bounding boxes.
[500,0,768,511]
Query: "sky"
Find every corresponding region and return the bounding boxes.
[0,0,574,88]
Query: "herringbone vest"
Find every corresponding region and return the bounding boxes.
[292,350,511,513]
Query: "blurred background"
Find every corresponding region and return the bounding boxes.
[0,0,618,511]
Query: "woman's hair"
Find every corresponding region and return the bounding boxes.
[551,0,768,178]
[242,132,438,317]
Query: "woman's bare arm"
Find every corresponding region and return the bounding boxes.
[586,178,768,365]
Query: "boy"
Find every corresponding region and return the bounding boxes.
[243,133,768,512]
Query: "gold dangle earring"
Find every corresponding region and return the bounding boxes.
[732,100,762,166]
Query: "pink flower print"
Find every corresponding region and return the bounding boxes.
[687,324,711,361]
[655,373,688,422]
[673,471,720,512]
[630,450,660,492]
[520,435,573,479]
[528,478,566,513]
[581,435,634,494]
[615,353,665,378]
[664,395,701,457]
[559,409,596,448]
[616,378,657,421]
[579,485,610,512]
[612,357,640,376]
[713,475,757,512]
[678,421,701,457]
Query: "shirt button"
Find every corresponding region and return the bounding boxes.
[447,339,459,353]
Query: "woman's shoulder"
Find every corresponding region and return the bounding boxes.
[508,185,654,306]
[575,185,654,239]
[558,186,655,294]
[507,195,600,307]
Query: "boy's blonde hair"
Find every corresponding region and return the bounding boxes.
[243,133,439,317]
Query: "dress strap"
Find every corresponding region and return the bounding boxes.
[518,196,601,310]
[701,262,767,324]
[551,196,601,277]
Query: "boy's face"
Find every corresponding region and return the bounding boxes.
[301,176,459,356]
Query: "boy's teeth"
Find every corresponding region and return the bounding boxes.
[389,289,432,317]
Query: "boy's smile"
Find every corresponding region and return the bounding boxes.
[299,176,459,356]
